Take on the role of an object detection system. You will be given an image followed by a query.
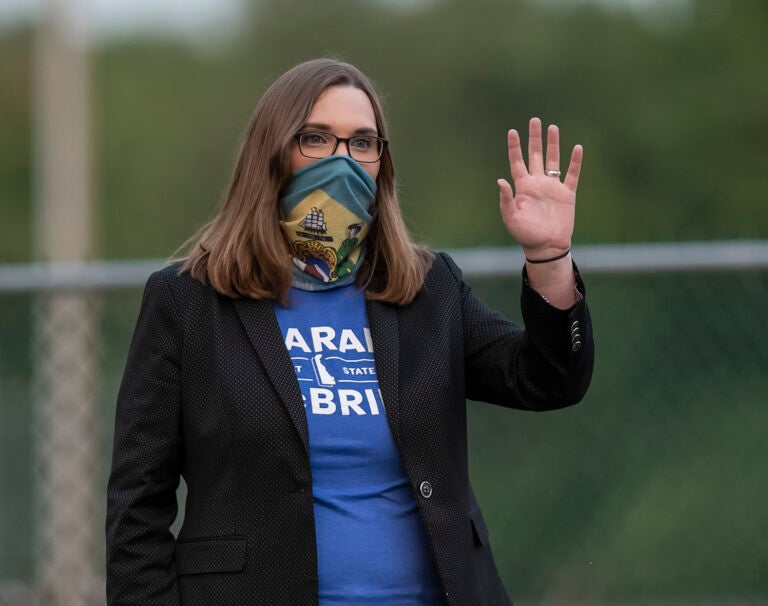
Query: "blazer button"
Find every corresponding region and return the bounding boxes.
[419,481,433,499]
[572,341,582,352]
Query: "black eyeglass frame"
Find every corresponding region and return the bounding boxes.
[294,131,389,163]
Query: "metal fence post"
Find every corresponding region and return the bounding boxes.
[32,0,101,601]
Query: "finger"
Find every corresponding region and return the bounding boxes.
[563,144,583,192]
[545,124,560,173]
[506,129,528,183]
[527,117,544,174]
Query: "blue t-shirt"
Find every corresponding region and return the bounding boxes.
[274,285,443,605]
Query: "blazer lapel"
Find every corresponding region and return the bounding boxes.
[366,299,402,447]
[232,297,309,456]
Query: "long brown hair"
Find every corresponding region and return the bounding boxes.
[175,58,432,305]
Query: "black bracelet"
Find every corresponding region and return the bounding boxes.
[525,248,571,264]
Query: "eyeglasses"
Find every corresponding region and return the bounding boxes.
[294,131,388,163]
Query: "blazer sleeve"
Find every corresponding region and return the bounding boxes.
[439,252,594,411]
[106,269,183,605]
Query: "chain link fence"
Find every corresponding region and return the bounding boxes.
[1,242,767,605]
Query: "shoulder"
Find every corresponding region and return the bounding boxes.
[396,251,464,312]
[143,261,216,309]
[422,251,463,290]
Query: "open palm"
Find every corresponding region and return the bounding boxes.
[498,117,583,259]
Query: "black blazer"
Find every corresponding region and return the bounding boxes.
[106,252,593,606]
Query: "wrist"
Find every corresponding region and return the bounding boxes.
[525,248,571,264]
[522,244,571,263]
[524,252,573,279]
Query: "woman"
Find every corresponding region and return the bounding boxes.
[106,58,593,606]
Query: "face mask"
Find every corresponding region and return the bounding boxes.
[279,155,377,291]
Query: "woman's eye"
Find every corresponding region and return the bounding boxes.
[303,133,328,146]
[350,137,373,150]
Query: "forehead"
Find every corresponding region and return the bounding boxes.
[306,85,377,130]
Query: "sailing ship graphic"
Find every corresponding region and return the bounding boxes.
[299,207,326,233]
[297,207,333,241]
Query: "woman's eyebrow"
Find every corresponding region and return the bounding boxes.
[301,122,378,135]
[301,122,331,131]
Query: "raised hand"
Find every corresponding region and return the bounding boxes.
[497,117,583,261]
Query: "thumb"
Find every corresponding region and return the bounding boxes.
[497,178,515,209]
